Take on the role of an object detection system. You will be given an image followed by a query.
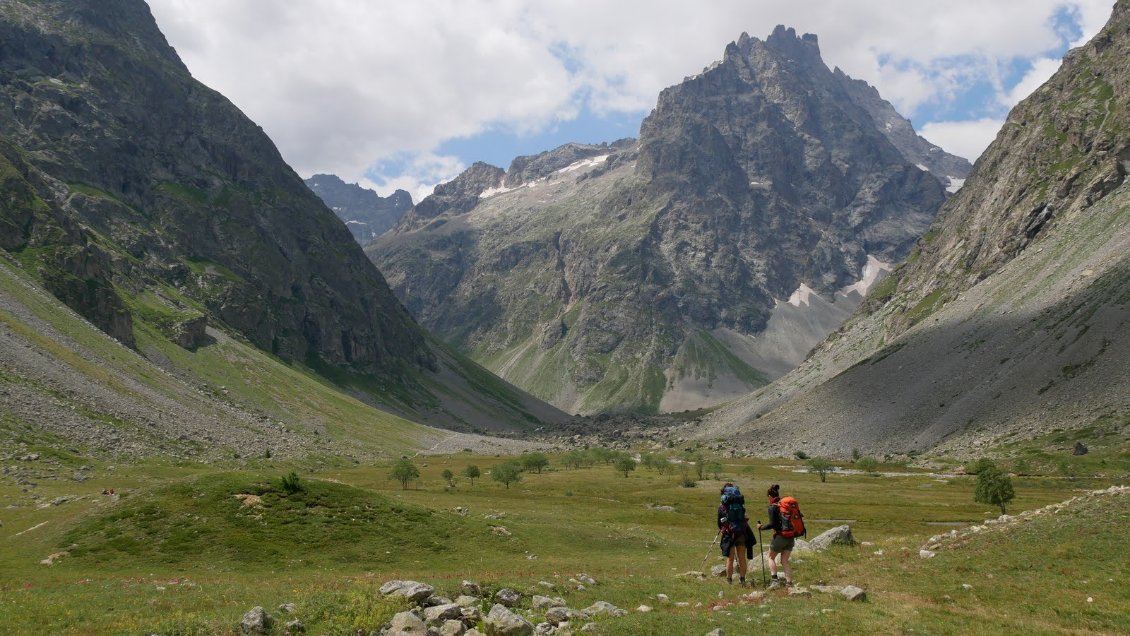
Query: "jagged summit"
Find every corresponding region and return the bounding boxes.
[371,25,967,415]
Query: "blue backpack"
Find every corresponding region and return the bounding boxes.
[720,486,746,533]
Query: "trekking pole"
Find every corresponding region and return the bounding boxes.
[757,520,767,587]
[700,529,721,570]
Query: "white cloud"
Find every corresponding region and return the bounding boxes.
[920,118,1007,162]
[146,0,1114,195]
[1005,57,1066,106]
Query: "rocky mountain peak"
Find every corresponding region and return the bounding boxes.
[305,174,413,245]
[763,25,822,62]
[401,161,504,229]
[373,25,965,414]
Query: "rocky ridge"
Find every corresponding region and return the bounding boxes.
[305,174,413,245]
[698,1,1130,457]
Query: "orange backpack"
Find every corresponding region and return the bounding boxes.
[777,496,805,538]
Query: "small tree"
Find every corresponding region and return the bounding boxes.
[442,468,455,487]
[964,457,996,475]
[562,450,585,470]
[974,464,1015,515]
[280,471,303,494]
[690,452,706,479]
[491,461,523,489]
[613,455,637,477]
[807,457,834,483]
[856,457,879,475]
[706,461,724,480]
[462,464,481,485]
[389,458,420,490]
[521,452,549,474]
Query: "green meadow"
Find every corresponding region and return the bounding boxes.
[0,450,1127,635]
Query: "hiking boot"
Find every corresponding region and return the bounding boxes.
[726,576,733,585]
[739,577,747,587]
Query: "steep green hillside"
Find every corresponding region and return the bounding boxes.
[0,253,445,460]
[0,0,563,436]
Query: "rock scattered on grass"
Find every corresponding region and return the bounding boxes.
[802,525,856,550]
[581,601,627,618]
[532,595,566,611]
[386,610,428,635]
[495,587,521,607]
[239,606,273,634]
[484,603,534,636]
[379,580,435,604]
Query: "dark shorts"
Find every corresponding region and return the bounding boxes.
[770,534,795,552]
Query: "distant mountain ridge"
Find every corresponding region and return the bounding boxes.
[305,174,412,245]
[370,26,972,415]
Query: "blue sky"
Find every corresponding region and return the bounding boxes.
[149,1,1113,202]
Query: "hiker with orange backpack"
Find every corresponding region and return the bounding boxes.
[757,483,804,587]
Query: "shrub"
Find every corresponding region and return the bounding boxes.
[856,457,879,475]
[706,461,724,480]
[441,469,455,487]
[520,452,549,474]
[280,471,303,494]
[794,450,809,460]
[680,476,697,488]
[964,457,996,475]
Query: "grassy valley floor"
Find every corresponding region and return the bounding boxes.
[0,450,1127,635]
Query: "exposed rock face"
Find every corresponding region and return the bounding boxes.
[831,67,972,190]
[0,0,564,434]
[305,174,412,245]
[0,0,428,375]
[401,162,506,229]
[371,26,967,414]
[699,1,1130,457]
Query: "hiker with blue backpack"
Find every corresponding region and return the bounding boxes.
[717,482,756,586]
[757,483,805,587]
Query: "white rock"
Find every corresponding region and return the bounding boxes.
[637,605,652,612]
[919,549,936,559]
